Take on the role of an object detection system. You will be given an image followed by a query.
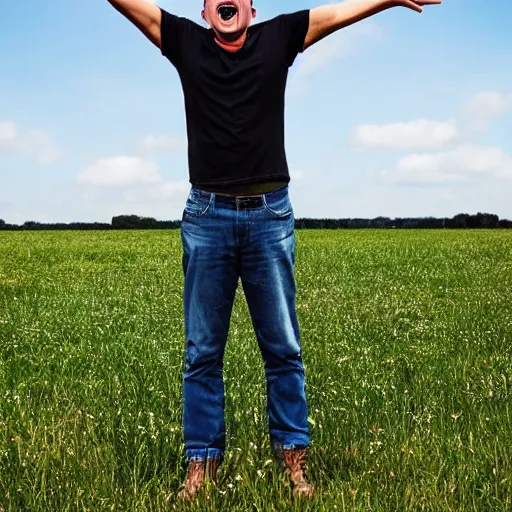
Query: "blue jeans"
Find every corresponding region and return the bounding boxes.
[180,185,310,462]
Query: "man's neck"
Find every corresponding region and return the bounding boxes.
[213,30,248,53]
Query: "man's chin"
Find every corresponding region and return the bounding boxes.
[216,21,237,31]
[213,24,245,40]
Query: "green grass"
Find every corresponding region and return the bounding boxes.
[0,229,511,511]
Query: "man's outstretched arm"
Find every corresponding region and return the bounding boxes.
[107,0,163,49]
[304,0,441,50]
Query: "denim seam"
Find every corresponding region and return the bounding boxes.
[262,194,292,218]
[185,192,213,218]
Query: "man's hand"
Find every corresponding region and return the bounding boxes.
[305,0,441,50]
[107,0,163,49]
[396,0,442,13]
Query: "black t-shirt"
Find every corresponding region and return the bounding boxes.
[160,9,310,190]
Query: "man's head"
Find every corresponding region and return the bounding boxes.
[202,0,257,40]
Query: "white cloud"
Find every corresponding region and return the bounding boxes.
[0,121,17,142]
[294,22,382,78]
[123,179,190,202]
[295,37,344,78]
[290,169,305,181]
[77,153,191,211]
[380,167,465,185]
[463,92,512,118]
[461,92,512,131]
[355,119,457,150]
[78,156,162,187]
[361,91,512,188]
[356,92,511,153]
[437,188,456,202]
[380,144,512,184]
[136,134,187,155]
[0,121,63,163]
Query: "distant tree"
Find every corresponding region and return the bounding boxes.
[23,221,40,230]
[449,213,470,229]
[371,217,392,228]
[155,220,181,229]
[415,217,444,229]
[466,214,479,229]
[347,218,371,229]
[475,212,499,228]
[465,213,498,229]
[68,222,112,230]
[112,215,158,229]
[397,218,417,229]
[3,213,509,231]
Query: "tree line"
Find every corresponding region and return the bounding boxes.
[1,212,511,231]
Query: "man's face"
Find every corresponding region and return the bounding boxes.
[202,0,256,38]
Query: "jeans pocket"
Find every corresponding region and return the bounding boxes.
[263,194,293,218]
[184,189,213,218]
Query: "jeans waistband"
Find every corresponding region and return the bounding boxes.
[194,185,289,210]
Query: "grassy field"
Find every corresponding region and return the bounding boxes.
[0,229,511,511]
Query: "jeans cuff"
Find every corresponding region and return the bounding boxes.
[186,448,224,462]
[272,441,309,454]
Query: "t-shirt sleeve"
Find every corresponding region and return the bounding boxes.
[160,8,192,68]
[278,10,310,67]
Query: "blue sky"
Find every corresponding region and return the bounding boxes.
[1,0,511,224]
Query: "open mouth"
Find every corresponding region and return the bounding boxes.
[218,4,238,21]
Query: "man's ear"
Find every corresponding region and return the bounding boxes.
[251,8,257,19]
[201,9,206,21]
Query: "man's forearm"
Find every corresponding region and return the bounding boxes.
[305,0,441,49]
[319,0,390,31]
[306,0,390,48]
[107,0,162,49]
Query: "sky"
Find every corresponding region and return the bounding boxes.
[1,0,511,224]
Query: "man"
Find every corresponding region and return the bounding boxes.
[107,0,441,501]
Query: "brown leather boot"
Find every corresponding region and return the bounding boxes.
[176,458,221,502]
[282,449,315,499]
